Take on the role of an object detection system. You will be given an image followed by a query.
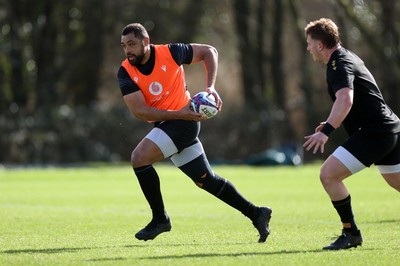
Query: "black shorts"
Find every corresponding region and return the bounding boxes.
[146,120,204,167]
[154,120,200,152]
[333,130,400,174]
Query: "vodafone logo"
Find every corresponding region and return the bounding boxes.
[149,82,163,95]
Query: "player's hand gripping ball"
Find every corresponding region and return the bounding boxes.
[190,92,219,119]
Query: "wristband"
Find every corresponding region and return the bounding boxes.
[320,122,335,137]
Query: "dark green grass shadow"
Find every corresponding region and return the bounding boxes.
[1,241,241,255]
[87,247,377,262]
[364,219,400,225]
[1,242,376,263]
[1,245,139,255]
[136,246,378,261]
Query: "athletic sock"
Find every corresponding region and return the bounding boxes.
[216,179,257,220]
[133,165,168,222]
[332,195,359,234]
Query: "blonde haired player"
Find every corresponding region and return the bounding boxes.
[304,18,400,250]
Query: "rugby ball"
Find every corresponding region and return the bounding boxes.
[190,92,219,119]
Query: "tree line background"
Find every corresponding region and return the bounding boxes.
[1,0,400,165]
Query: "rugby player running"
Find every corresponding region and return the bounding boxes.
[117,23,272,243]
[303,18,400,250]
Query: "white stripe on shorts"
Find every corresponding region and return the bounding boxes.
[377,164,400,174]
[145,127,178,158]
[332,146,366,174]
[170,142,204,167]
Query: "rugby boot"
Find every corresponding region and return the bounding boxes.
[323,229,363,250]
[135,218,172,241]
[252,206,272,243]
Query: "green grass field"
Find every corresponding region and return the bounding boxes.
[0,163,399,266]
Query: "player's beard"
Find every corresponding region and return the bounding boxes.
[311,50,324,63]
[127,45,145,66]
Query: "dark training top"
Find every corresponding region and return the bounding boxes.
[118,43,193,96]
[326,47,400,135]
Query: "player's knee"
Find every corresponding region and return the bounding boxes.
[319,166,332,186]
[193,172,225,195]
[178,154,225,195]
[319,164,341,187]
[130,151,138,167]
[131,150,146,168]
[192,172,207,188]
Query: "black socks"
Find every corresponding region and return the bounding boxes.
[134,164,258,222]
[134,165,168,222]
[216,179,258,220]
[332,195,359,234]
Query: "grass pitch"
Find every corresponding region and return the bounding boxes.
[0,163,399,265]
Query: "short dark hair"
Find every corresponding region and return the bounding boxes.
[121,23,149,40]
[305,18,341,49]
